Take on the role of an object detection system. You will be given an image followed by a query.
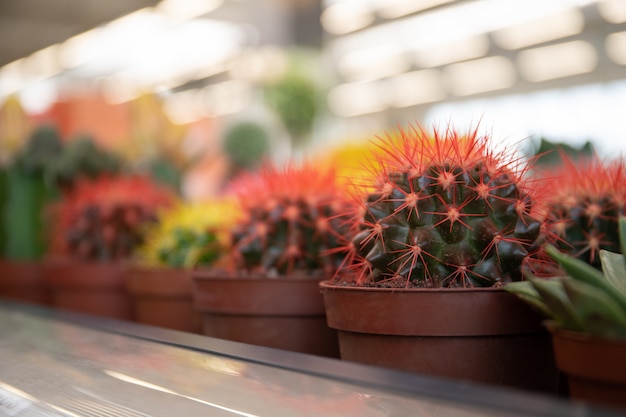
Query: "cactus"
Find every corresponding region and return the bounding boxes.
[540,155,626,269]
[48,135,123,190]
[136,200,241,269]
[3,125,63,259]
[227,163,356,277]
[341,124,547,288]
[50,175,175,261]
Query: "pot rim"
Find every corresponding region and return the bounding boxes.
[319,279,509,293]
[547,322,626,345]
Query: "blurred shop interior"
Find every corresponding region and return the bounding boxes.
[1,0,626,199]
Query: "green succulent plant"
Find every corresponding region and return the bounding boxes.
[505,216,626,338]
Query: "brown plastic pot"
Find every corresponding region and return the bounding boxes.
[126,265,201,333]
[0,259,50,306]
[319,281,560,393]
[193,270,339,358]
[43,257,132,320]
[550,327,626,411]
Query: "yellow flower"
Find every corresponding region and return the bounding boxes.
[137,198,241,268]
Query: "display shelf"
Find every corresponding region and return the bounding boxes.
[0,300,620,417]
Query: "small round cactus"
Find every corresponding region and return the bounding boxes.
[541,155,626,268]
[341,124,547,288]
[227,163,356,277]
[51,175,176,261]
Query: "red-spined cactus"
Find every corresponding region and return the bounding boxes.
[226,163,356,277]
[541,155,626,268]
[341,124,548,288]
[50,175,176,261]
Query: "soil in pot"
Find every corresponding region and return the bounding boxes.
[43,257,132,320]
[193,270,339,358]
[320,282,560,394]
[126,265,201,333]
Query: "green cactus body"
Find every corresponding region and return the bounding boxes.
[53,175,175,261]
[541,156,626,268]
[346,125,545,288]
[228,164,355,277]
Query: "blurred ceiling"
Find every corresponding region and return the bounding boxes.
[0,0,161,68]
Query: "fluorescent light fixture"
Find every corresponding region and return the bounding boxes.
[24,45,61,82]
[444,56,516,96]
[599,0,626,23]
[606,31,626,65]
[390,69,446,107]
[413,35,489,67]
[329,0,597,61]
[517,40,597,82]
[327,81,389,117]
[58,29,101,69]
[376,0,454,19]
[321,2,375,35]
[338,43,410,82]
[492,8,584,50]
[156,0,223,21]
[0,60,25,96]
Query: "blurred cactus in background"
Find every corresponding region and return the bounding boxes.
[48,134,123,191]
[136,199,241,269]
[0,96,33,255]
[540,156,626,269]
[3,125,63,260]
[50,175,176,261]
[222,120,270,178]
[263,51,320,153]
[529,137,595,168]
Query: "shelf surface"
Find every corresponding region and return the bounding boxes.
[0,301,620,417]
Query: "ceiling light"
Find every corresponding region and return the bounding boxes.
[376,0,454,19]
[413,35,489,67]
[338,43,410,82]
[606,31,626,65]
[444,56,516,96]
[321,2,375,35]
[492,8,584,50]
[156,0,223,21]
[599,0,626,23]
[390,69,446,107]
[517,40,597,82]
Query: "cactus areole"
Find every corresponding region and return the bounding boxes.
[344,125,545,288]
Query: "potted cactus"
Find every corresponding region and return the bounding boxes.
[43,175,175,319]
[126,199,240,333]
[537,155,626,269]
[320,124,560,392]
[0,125,63,306]
[506,216,626,411]
[192,163,356,357]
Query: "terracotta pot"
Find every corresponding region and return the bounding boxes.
[126,265,201,333]
[192,270,339,358]
[43,257,132,320]
[319,282,560,393]
[0,259,50,306]
[550,327,626,411]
